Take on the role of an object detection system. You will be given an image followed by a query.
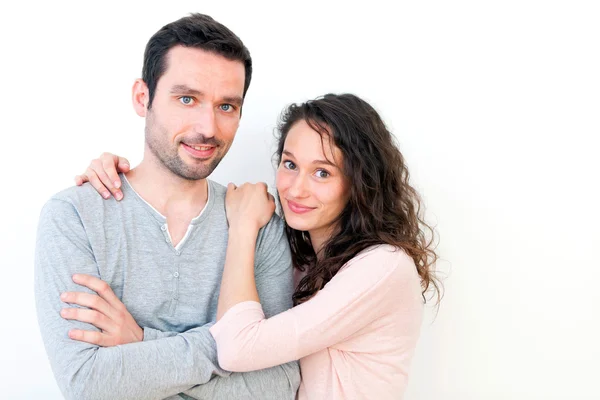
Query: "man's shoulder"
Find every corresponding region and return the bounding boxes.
[207,179,227,200]
[42,183,121,218]
[206,179,286,248]
[264,212,285,232]
[50,183,111,205]
[256,212,286,250]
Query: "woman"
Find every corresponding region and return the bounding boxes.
[78,93,440,399]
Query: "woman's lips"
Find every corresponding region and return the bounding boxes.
[286,199,315,214]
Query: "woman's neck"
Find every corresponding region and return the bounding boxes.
[308,224,338,258]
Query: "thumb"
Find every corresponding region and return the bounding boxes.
[227,182,237,192]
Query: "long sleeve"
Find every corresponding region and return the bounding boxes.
[139,326,298,400]
[140,324,296,400]
[181,361,299,400]
[181,214,300,400]
[210,245,423,372]
[34,199,298,400]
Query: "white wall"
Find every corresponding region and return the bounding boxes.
[1,1,598,398]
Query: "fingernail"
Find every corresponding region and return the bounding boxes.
[115,191,123,201]
[122,163,130,169]
[61,309,68,317]
[72,274,80,282]
[102,192,110,199]
[68,330,79,339]
[114,181,121,188]
[60,293,67,300]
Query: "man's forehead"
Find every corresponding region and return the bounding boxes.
[160,46,245,93]
[164,46,244,75]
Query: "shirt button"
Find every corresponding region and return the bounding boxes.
[174,272,179,278]
[161,226,167,231]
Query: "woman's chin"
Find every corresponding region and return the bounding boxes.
[283,213,314,232]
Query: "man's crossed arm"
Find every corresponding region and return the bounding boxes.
[34,199,299,400]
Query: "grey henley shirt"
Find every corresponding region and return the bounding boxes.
[34,175,300,400]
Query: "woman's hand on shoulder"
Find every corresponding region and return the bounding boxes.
[225,182,275,233]
[75,152,130,201]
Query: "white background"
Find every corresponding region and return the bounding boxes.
[0,1,598,399]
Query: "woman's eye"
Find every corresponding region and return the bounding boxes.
[283,160,296,170]
[179,96,194,105]
[315,170,330,178]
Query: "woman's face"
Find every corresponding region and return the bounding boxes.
[276,120,350,243]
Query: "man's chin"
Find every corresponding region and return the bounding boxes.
[171,161,221,181]
[172,169,212,181]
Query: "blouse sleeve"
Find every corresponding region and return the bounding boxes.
[210,245,423,372]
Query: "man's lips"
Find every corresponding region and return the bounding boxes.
[286,199,316,214]
[181,143,216,159]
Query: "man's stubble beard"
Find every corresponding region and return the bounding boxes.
[145,111,227,181]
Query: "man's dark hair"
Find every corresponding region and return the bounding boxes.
[142,13,252,108]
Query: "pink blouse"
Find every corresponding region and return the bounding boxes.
[210,245,424,399]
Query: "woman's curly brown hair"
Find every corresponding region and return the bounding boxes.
[275,93,442,306]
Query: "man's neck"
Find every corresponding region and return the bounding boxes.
[125,157,209,221]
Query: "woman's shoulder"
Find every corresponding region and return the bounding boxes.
[331,244,422,300]
[348,244,414,268]
[334,244,417,282]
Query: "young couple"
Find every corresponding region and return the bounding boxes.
[35,12,439,400]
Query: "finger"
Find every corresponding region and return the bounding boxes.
[101,154,124,193]
[72,274,123,311]
[61,291,111,316]
[258,182,270,198]
[227,182,237,192]
[74,174,86,186]
[117,156,131,173]
[86,169,112,199]
[68,329,107,346]
[91,160,123,200]
[61,308,113,332]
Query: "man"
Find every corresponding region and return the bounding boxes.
[34,13,300,400]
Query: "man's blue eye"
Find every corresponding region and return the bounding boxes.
[220,104,232,112]
[180,96,193,105]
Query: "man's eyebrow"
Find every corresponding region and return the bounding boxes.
[170,85,243,107]
[222,96,243,107]
[170,85,202,96]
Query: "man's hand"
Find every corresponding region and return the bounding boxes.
[60,274,143,346]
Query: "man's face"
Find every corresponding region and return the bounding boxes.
[143,46,245,180]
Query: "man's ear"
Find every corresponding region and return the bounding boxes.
[132,79,149,117]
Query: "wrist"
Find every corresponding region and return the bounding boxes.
[229,221,260,236]
[227,225,259,254]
